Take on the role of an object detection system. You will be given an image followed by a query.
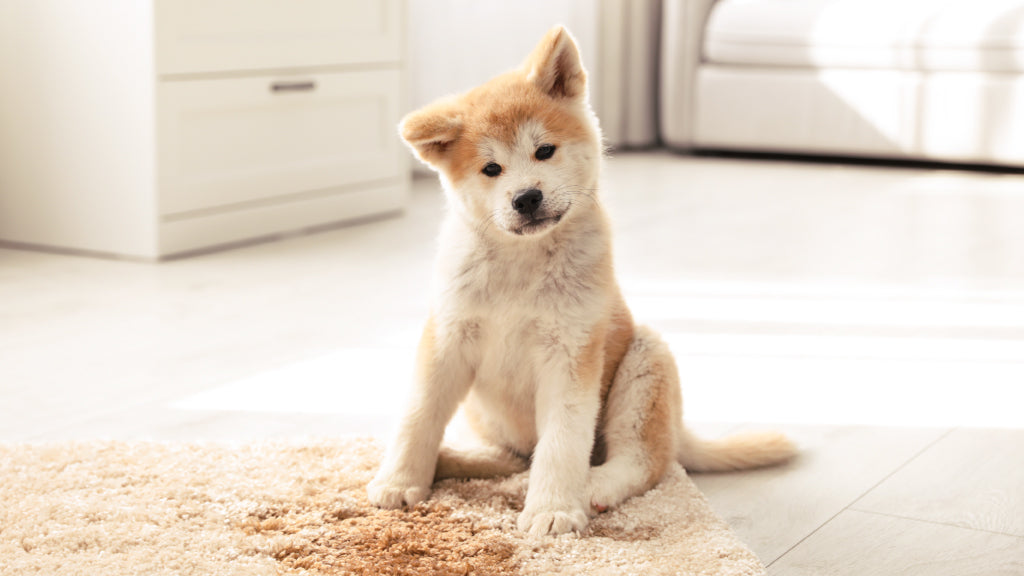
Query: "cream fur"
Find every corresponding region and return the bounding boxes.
[367,26,796,536]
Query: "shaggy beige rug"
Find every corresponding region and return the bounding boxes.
[0,439,765,576]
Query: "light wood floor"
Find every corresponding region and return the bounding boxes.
[2,151,1022,574]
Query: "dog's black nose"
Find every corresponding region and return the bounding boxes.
[512,188,543,215]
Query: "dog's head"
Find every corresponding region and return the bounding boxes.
[400,26,602,238]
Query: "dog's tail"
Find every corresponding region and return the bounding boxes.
[677,427,796,473]
[434,445,529,481]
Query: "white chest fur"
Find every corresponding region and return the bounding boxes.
[432,212,611,454]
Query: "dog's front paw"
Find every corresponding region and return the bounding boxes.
[366,474,431,509]
[517,506,588,536]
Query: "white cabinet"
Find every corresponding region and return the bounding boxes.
[157,70,403,216]
[156,0,403,75]
[0,0,409,259]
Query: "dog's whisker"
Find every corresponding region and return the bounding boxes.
[551,183,600,209]
[563,190,599,207]
[475,211,500,238]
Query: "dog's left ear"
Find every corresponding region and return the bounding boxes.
[524,26,587,100]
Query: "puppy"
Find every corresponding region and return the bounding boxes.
[368,26,795,536]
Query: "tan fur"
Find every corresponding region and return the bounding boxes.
[368,26,796,536]
[413,314,438,386]
[600,294,635,397]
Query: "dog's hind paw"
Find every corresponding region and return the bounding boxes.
[586,462,641,516]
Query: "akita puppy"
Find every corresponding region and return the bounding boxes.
[368,26,795,536]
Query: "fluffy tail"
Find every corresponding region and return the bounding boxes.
[677,427,797,473]
[434,445,529,481]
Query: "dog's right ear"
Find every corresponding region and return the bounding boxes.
[399,100,463,168]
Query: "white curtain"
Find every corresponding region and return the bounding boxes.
[596,0,662,148]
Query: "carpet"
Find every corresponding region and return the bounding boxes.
[0,439,766,575]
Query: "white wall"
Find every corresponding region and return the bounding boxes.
[406,0,601,112]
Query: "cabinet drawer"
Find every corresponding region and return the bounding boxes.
[155,0,402,75]
[158,69,403,216]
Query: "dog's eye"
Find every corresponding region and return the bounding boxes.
[535,144,556,161]
[482,162,502,177]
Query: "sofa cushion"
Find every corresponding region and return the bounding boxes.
[704,0,1024,73]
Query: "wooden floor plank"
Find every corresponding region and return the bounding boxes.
[691,424,947,565]
[854,428,1024,537]
[768,509,1024,576]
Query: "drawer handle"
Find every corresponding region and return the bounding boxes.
[270,81,316,93]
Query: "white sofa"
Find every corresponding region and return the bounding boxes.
[660,0,1024,167]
